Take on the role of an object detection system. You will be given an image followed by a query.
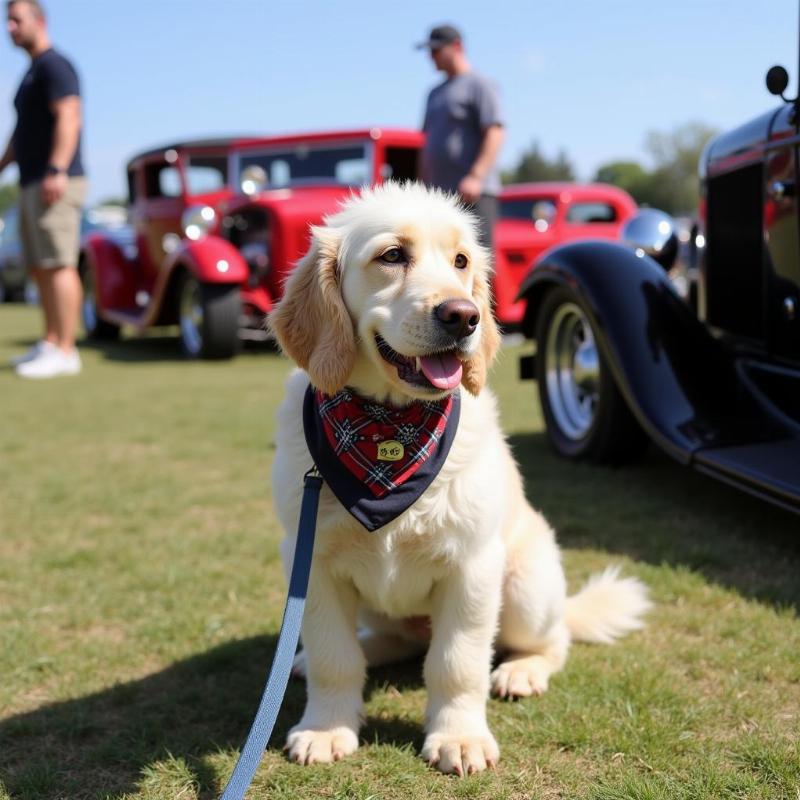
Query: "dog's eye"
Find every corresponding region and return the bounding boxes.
[454,253,468,270]
[378,247,407,265]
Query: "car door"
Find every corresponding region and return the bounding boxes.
[130,155,186,290]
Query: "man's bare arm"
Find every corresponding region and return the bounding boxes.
[458,125,505,204]
[42,95,81,205]
[469,125,505,183]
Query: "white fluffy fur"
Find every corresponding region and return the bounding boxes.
[270,183,651,775]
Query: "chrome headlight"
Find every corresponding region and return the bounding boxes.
[181,205,217,241]
[240,165,268,196]
[621,209,678,270]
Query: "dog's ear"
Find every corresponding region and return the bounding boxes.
[268,225,357,395]
[461,254,501,396]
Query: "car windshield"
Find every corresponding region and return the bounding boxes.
[500,197,558,230]
[236,143,369,189]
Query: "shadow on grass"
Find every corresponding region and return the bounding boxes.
[76,335,281,364]
[508,431,800,612]
[0,635,425,800]
[6,334,281,365]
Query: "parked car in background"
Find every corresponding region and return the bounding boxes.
[494,183,637,325]
[514,64,800,514]
[1,206,130,305]
[83,128,646,358]
[0,208,26,302]
[80,129,423,357]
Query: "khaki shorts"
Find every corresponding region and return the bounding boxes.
[19,176,87,269]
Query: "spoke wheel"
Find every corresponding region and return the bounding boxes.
[178,273,240,360]
[536,286,646,464]
[80,264,120,340]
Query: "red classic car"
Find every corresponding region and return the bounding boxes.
[80,129,636,357]
[495,183,637,325]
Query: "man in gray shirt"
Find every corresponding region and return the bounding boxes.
[417,24,505,250]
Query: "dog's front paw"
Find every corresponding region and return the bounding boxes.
[285,725,359,765]
[491,654,552,699]
[421,730,499,775]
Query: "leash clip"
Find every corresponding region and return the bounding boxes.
[304,463,322,483]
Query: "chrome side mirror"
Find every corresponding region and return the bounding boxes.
[621,209,678,270]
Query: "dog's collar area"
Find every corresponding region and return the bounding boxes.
[303,385,461,531]
[374,334,463,391]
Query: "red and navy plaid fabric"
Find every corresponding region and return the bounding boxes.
[315,388,452,498]
[303,386,461,531]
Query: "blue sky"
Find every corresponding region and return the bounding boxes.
[1,0,797,203]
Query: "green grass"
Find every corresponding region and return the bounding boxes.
[1,304,799,800]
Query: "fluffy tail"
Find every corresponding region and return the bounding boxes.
[565,566,652,644]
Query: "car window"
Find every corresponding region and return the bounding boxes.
[499,198,558,231]
[143,163,182,199]
[237,144,368,188]
[566,202,617,224]
[185,156,228,195]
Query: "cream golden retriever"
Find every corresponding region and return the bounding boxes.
[269,182,650,776]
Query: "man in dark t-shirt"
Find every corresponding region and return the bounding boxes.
[416,24,505,252]
[0,0,87,378]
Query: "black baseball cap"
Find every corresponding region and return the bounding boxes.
[415,24,462,51]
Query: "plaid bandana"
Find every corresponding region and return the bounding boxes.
[303,386,460,531]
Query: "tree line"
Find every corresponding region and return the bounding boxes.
[502,122,717,216]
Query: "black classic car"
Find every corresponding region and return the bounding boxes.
[516,64,800,514]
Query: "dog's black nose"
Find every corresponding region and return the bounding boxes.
[434,299,480,340]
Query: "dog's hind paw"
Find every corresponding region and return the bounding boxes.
[285,725,359,765]
[422,731,499,775]
[490,654,551,698]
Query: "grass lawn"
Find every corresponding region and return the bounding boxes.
[0,304,799,800]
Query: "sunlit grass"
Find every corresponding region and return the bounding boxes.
[1,304,798,799]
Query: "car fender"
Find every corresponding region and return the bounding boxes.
[516,240,743,463]
[166,235,249,284]
[81,233,138,311]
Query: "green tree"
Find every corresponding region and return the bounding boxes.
[594,123,718,215]
[644,122,717,214]
[0,183,18,215]
[503,141,575,184]
[594,160,650,197]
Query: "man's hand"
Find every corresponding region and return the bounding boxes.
[42,171,68,205]
[458,173,482,205]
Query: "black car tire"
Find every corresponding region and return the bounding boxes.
[535,286,647,464]
[178,273,240,360]
[80,266,121,340]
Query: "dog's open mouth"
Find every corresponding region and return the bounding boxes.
[375,335,463,391]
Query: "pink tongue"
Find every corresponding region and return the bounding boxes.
[419,353,463,390]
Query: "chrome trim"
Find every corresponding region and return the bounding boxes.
[545,302,600,441]
[179,277,203,356]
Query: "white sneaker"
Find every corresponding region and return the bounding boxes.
[9,340,58,367]
[16,348,82,379]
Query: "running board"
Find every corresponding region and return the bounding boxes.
[693,436,800,514]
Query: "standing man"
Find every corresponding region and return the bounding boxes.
[417,24,504,251]
[1,0,86,378]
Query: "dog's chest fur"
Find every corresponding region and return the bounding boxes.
[322,525,450,617]
[274,371,508,620]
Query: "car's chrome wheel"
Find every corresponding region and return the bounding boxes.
[536,286,646,463]
[544,302,600,441]
[179,275,204,357]
[80,263,120,340]
[178,273,241,360]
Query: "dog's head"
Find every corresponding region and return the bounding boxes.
[269,182,501,402]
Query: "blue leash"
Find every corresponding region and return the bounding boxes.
[220,466,323,800]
